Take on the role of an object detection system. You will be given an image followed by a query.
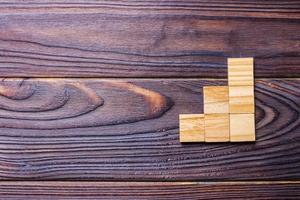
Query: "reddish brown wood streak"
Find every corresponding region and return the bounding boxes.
[0,79,173,129]
[107,81,173,116]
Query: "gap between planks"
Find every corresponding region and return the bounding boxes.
[1,77,300,81]
[0,181,299,185]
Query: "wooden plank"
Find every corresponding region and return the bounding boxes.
[230,114,256,142]
[0,78,299,180]
[205,114,230,142]
[0,0,299,19]
[0,10,300,77]
[179,114,205,143]
[203,86,229,114]
[0,181,299,199]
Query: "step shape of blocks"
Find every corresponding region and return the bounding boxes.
[179,57,255,143]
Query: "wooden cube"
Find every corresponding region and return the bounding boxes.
[179,114,205,142]
[230,114,255,142]
[229,85,255,113]
[228,58,254,86]
[203,86,229,114]
[205,114,229,142]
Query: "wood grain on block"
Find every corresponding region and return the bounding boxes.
[179,114,204,143]
[229,85,255,114]
[203,86,229,114]
[228,58,254,86]
[205,114,230,142]
[230,114,256,142]
[0,79,299,180]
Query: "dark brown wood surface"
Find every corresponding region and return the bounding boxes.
[0,1,300,78]
[1,0,300,19]
[0,181,299,200]
[1,1,300,198]
[0,78,299,181]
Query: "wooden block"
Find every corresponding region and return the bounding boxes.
[203,86,229,114]
[229,85,255,113]
[228,58,254,86]
[179,114,205,143]
[205,114,229,142]
[230,114,255,142]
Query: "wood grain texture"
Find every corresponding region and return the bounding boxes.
[0,181,299,200]
[0,78,299,180]
[0,3,300,77]
[205,113,230,142]
[203,86,229,114]
[228,57,254,86]
[0,0,299,19]
[229,85,255,113]
[230,113,256,142]
[179,114,205,143]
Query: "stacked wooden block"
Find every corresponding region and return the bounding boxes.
[180,58,255,143]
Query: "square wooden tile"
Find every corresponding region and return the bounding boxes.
[228,57,254,86]
[205,114,229,142]
[229,85,255,113]
[179,114,204,143]
[230,114,255,142]
[203,86,229,114]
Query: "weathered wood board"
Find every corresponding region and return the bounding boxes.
[0,3,300,78]
[0,78,298,180]
[0,181,298,199]
[1,1,300,197]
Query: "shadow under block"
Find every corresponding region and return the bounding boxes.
[179,114,205,142]
[203,86,229,114]
[228,57,254,86]
[229,85,255,113]
[230,114,255,142]
[205,114,230,142]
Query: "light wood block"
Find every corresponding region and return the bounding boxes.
[229,85,255,113]
[230,114,255,142]
[203,86,229,114]
[179,114,205,143]
[205,114,229,142]
[228,58,254,86]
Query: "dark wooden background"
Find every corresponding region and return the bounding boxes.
[0,0,299,199]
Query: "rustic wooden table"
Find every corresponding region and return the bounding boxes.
[0,1,299,199]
